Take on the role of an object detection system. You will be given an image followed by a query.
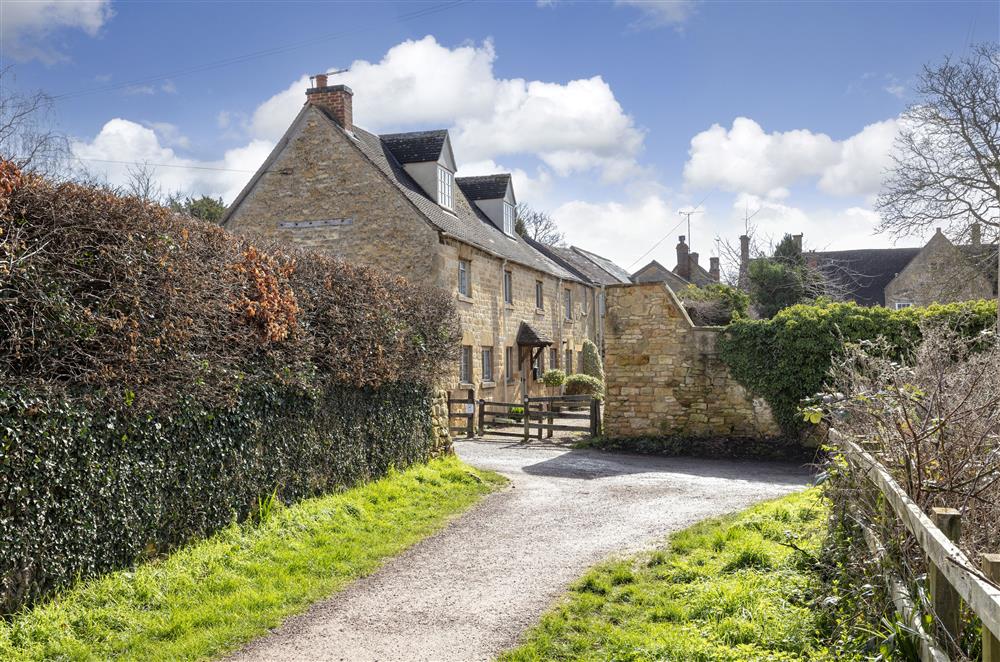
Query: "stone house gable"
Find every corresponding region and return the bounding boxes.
[884,229,995,309]
[222,105,441,283]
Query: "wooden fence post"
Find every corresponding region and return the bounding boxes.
[522,397,530,442]
[477,399,485,437]
[984,554,1000,662]
[930,507,962,645]
[537,403,543,440]
[466,389,474,439]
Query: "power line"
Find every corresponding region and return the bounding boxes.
[70,156,256,173]
[626,195,709,270]
[50,1,467,102]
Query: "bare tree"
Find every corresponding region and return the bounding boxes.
[876,43,1000,329]
[125,162,163,203]
[515,203,565,245]
[0,67,68,176]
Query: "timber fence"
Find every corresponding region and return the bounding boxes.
[833,429,1000,661]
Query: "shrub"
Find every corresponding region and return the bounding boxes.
[541,369,566,387]
[581,339,604,382]
[0,164,460,613]
[677,283,749,326]
[718,298,997,435]
[564,374,604,399]
[508,405,524,422]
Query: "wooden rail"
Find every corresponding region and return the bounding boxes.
[447,389,475,438]
[833,429,1000,661]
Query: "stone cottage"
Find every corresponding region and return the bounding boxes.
[802,227,998,308]
[221,75,598,401]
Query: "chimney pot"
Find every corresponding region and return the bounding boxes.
[306,79,353,133]
[792,233,803,252]
[675,236,690,280]
[709,256,720,282]
[689,252,700,268]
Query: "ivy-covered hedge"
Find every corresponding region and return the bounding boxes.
[0,162,459,613]
[718,299,997,435]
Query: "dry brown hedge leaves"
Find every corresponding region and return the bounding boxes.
[0,160,460,409]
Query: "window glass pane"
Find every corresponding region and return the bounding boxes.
[535,281,543,309]
[460,345,472,383]
[458,260,470,296]
[482,347,493,382]
[565,349,573,373]
[438,167,453,209]
[505,347,514,381]
[504,271,513,304]
[564,288,572,319]
[549,348,557,368]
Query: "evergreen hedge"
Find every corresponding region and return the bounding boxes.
[0,162,460,613]
[718,299,997,435]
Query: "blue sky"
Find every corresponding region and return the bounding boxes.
[3,0,997,272]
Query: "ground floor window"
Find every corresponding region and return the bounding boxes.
[533,351,544,380]
[459,345,472,383]
[482,347,494,382]
[894,301,913,310]
[565,348,573,373]
[505,346,515,382]
[549,347,558,370]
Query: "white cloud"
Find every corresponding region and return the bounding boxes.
[885,84,905,98]
[683,117,899,199]
[142,121,191,150]
[250,36,644,181]
[615,0,698,29]
[71,119,272,202]
[0,0,113,63]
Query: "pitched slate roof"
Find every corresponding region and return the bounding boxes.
[572,247,633,284]
[344,121,580,282]
[515,321,552,347]
[809,247,921,306]
[379,129,448,164]
[525,239,632,286]
[455,174,510,201]
[632,260,691,292]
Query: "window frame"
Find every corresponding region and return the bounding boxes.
[549,347,558,371]
[481,347,494,383]
[459,345,473,384]
[505,346,515,382]
[503,270,513,305]
[565,348,573,374]
[563,288,573,320]
[503,201,515,236]
[894,301,914,310]
[535,280,544,310]
[458,259,471,297]
[437,166,454,209]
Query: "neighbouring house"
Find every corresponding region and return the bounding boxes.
[221,75,598,401]
[803,227,998,309]
[525,240,633,354]
[632,235,720,290]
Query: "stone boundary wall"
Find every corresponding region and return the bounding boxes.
[603,282,779,439]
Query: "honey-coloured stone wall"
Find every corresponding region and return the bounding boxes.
[603,282,779,439]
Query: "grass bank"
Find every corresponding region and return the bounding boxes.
[0,456,504,661]
[501,488,842,662]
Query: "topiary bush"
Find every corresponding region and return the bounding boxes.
[718,298,996,436]
[542,369,566,387]
[581,339,604,382]
[564,374,604,399]
[0,163,460,613]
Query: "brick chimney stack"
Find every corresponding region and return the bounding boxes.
[972,222,982,246]
[689,252,700,274]
[792,233,803,253]
[306,74,353,133]
[709,257,720,282]
[676,236,690,280]
[737,234,750,292]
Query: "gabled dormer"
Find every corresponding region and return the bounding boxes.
[455,174,517,236]
[380,130,457,210]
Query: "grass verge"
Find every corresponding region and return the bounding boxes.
[501,488,842,662]
[0,456,505,661]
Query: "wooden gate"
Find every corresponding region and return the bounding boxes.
[521,394,601,441]
[447,389,476,439]
[476,399,544,438]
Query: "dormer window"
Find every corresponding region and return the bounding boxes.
[437,166,454,209]
[503,202,515,236]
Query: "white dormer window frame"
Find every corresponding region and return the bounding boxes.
[437,166,454,209]
[503,201,515,236]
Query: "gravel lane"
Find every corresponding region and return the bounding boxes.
[229,441,812,662]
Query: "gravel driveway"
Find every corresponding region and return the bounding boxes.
[230,441,812,662]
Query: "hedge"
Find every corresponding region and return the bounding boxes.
[0,162,460,613]
[718,299,997,435]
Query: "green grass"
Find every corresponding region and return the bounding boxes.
[0,456,505,661]
[501,488,842,662]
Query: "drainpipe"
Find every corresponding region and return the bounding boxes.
[500,258,508,403]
